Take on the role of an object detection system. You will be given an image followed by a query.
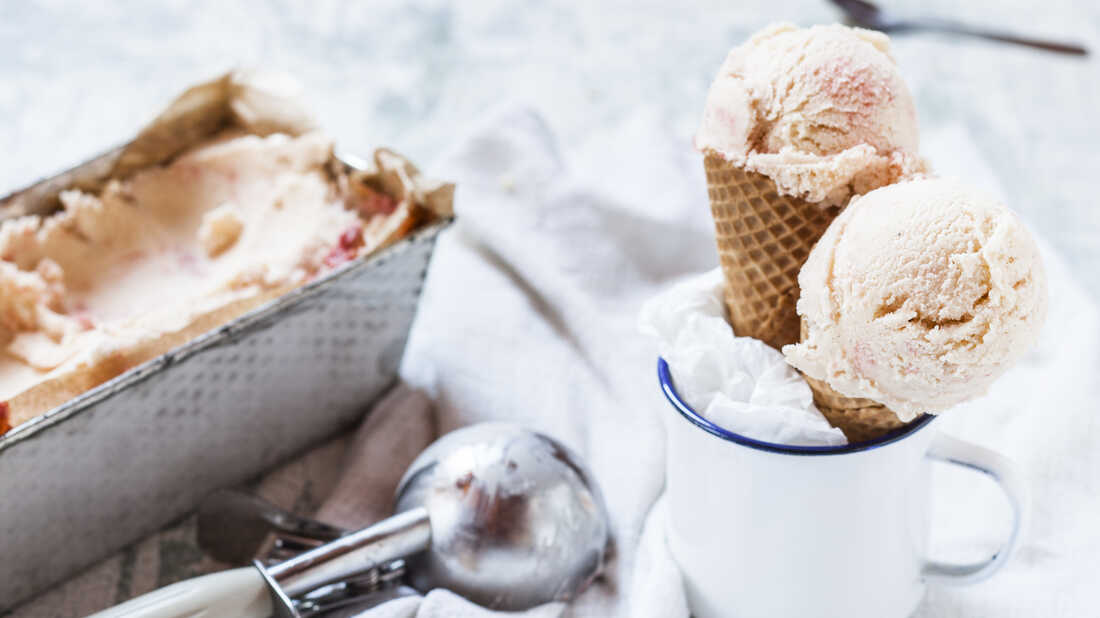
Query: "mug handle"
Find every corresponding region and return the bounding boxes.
[922,432,1030,585]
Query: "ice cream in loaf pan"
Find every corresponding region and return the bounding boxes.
[0,72,453,433]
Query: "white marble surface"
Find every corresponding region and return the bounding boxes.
[2,0,1097,296]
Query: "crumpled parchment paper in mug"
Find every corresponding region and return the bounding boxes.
[638,269,845,446]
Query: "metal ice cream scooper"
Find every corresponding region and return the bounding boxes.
[90,423,611,617]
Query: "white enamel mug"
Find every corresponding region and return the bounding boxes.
[658,359,1028,618]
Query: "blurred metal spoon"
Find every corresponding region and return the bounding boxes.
[197,490,347,565]
[831,0,1088,56]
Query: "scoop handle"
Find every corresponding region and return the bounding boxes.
[86,567,273,618]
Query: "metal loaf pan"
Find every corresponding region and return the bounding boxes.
[0,73,453,609]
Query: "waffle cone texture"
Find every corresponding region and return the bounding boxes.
[704,153,837,349]
[704,152,905,442]
[796,321,906,442]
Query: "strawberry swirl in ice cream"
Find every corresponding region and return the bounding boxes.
[0,131,353,389]
[696,23,925,207]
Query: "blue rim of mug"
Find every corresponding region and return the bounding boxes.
[658,357,934,456]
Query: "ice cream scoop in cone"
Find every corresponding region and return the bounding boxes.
[784,178,1048,430]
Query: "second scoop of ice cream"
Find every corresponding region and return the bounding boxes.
[783,177,1047,420]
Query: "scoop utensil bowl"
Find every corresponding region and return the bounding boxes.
[90,423,611,617]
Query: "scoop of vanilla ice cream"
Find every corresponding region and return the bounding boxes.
[696,23,924,206]
[783,178,1047,419]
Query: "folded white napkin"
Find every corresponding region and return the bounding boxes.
[637,268,845,446]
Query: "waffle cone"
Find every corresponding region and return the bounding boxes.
[705,152,906,442]
[704,153,838,349]
[800,373,906,442]
[797,320,905,442]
